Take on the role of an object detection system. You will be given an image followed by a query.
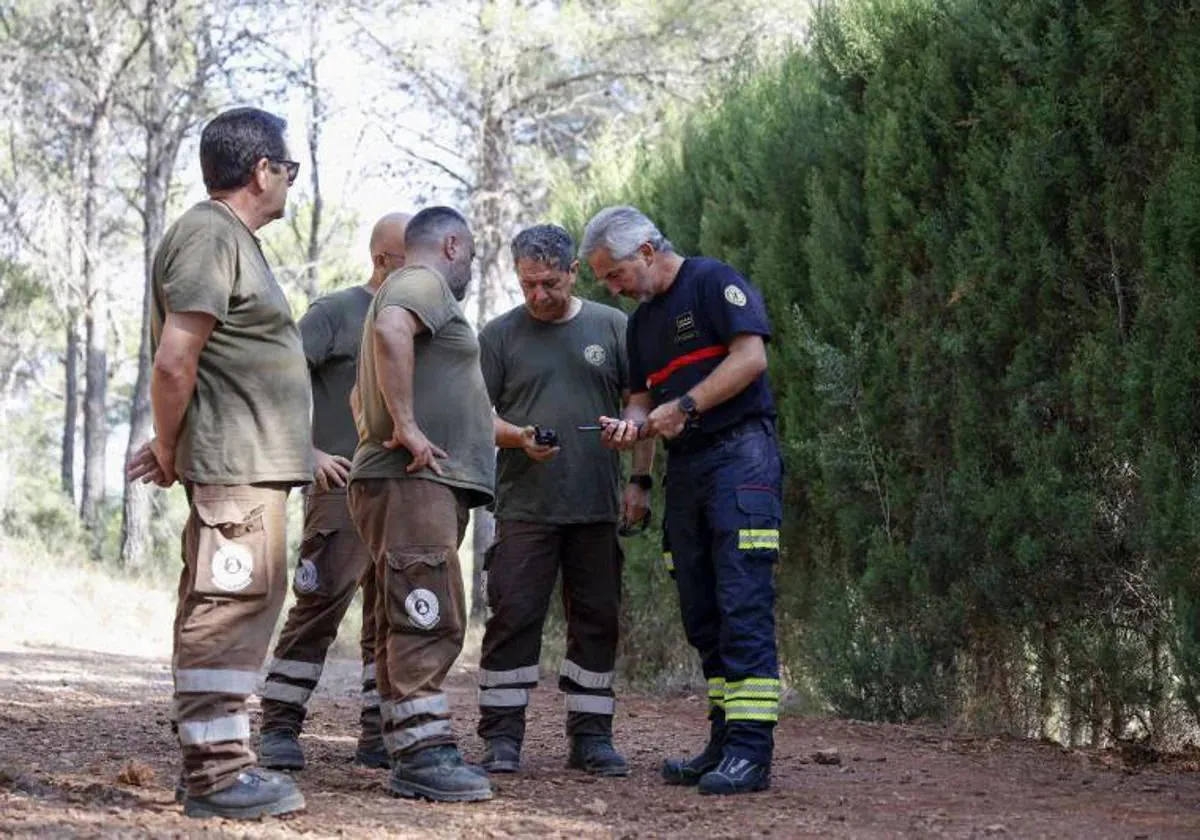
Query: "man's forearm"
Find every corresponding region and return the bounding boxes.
[688,337,768,413]
[494,415,527,448]
[631,439,655,474]
[150,363,197,452]
[375,322,418,432]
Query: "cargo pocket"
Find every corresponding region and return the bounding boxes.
[294,528,338,597]
[193,495,269,597]
[734,487,781,560]
[385,547,459,635]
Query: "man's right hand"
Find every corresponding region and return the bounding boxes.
[520,426,560,463]
[385,422,448,476]
[598,415,646,451]
[126,437,177,487]
[313,448,352,490]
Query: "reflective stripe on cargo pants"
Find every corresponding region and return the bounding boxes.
[560,659,614,690]
[477,665,539,687]
[174,668,259,696]
[479,687,529,707]
[384,719,453,753]
[261,680,314,706]
[267,658,324,681]
[724,677,780,723]
[382,693,450,724]
[177,713,251,745]
[565,694,615,715]
[707,676,726,712]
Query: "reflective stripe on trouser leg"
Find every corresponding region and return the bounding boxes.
[707,676,726,714]
[724,677,781,723]
[565,694,616,715]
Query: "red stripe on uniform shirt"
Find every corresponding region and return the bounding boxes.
[646,345,729,388]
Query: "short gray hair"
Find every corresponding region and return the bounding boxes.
[511,224,574,272]
[580,206,674,262]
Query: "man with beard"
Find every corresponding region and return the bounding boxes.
[347,206,496,802]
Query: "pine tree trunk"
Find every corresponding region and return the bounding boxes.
[61,313,81,499]
[80,117,111,556]
[120,0,167,571]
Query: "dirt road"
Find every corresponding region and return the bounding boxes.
[1,644,1198,839]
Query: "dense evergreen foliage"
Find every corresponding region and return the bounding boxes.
[558,0,1200,744]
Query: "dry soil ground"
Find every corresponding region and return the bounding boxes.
[2,644,1200,839]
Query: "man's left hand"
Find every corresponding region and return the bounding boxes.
[646,399,688,440]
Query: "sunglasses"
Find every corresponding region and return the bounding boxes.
[269,158,300,185]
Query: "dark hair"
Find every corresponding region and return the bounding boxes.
[511,225,574,272]
[199,107,288,192]
[405,206,471,250]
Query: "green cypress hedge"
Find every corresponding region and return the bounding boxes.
[558,0,1200,744]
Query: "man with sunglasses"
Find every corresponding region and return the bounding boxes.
[128,107,310,820]
[474,225,654,778]
[257,212,411,774]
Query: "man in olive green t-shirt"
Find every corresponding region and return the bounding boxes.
[347,206,495,803]
[127,107,309,821]
[257,212,411,774]
[475,225,654,778]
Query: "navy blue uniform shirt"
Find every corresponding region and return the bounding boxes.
[627,256,776,444]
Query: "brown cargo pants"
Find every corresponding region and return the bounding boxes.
[348,477,470,759]
[477,520,623,745]
[172,483,290,797]
[261,488,380,747]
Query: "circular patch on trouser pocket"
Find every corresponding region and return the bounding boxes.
[405,588,440,629]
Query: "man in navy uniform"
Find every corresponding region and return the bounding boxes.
[583,206,783,796]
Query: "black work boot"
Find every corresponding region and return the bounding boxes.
[389,745,493,802]
[258,729,305,771]
[182,768,305,819]
[354,739,389,769]
[568,735,629,777]
[481,736,521,773]
[697,755,771,795]
[661,737,723,785]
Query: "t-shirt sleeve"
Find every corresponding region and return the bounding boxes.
[700,262,771,345]
[613,310,630,393]
[377,269,454,334]
[478,323,504,406]
[627,308,647,394]
[159,223,236,321]
[298,299,336,368]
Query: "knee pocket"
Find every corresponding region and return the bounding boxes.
[192,492,269,597]
[385,547,460,635]
[734,488,781,559]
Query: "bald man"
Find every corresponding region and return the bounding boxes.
[258,212,413,772]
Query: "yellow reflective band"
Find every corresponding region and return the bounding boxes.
[738,529,780,550]
[663,551,675,572]
[725,710,779,722]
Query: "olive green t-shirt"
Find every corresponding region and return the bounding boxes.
[301,285,373,460]
[151,200,313,485]
[479,299,628,524]
[350,265,495,508]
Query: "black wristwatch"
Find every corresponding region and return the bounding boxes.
[678,394,701,421]
[628,473,653,491]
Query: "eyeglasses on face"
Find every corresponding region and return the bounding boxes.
[268,158,300,185]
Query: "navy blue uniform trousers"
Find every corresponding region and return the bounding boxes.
[663,418,783,765]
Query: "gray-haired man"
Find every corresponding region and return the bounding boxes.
[475,224,654,776]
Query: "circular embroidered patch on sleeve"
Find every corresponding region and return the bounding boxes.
[583,344,607,365]
[723,284,748,307]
